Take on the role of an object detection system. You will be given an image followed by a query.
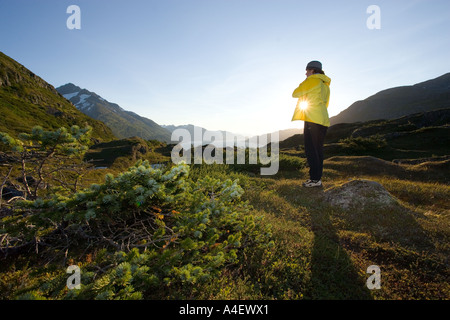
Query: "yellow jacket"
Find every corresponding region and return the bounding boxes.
[291,74,331,127]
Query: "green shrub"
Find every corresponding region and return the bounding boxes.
[278,154,306,171]
[2,161,273,299]
[340,135,387,152]
[0,125,92,199]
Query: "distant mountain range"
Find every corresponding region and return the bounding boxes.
[56,84,301,146]
[0,52,115,141]
[56,83,172,143]
[162,124,302,147]
[330,72,450,125]
[163,124,245,140]
[162,124,247,147]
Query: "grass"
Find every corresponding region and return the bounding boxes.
[186,154,449,300]
[1,149,449,300]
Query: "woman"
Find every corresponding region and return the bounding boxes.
[291,60,331,187]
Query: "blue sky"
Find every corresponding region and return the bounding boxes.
[1,0,449,136]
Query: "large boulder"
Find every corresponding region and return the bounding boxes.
[324,179,398,210]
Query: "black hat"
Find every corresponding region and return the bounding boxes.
[306,61,322,71]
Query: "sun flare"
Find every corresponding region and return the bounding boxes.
[299,101,308,110]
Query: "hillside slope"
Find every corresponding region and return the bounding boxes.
[330,73,450,125]
[280,108,450,162]
[57,83,172,143]
[0,52,115,141]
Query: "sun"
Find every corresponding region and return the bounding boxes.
[299,101,308,110]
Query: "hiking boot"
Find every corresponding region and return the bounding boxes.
[303,179,322,188]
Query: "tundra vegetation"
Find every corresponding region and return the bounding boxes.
[0,124,449,300]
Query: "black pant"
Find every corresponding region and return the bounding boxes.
[304,121,328,181]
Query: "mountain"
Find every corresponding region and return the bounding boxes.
[0,52,115,141]
[255,128,303,144]
[163,124,302,146]
[330,73,450,125]
[162,124,246,146]
[57,83,172,143]
[280,107,450,161]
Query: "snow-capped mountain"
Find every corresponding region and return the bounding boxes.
[0,52,115,141]
[57,83,172,142]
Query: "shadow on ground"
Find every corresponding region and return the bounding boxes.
[273,181,373,299]
[308,205,373,299]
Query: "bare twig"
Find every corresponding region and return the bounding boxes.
[7,196,27,204]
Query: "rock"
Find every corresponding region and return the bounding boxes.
[324,179,398,210]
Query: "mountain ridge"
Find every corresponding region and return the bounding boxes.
[57,83,172,143]
[0,51,115,141]
[330,72,450,125]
